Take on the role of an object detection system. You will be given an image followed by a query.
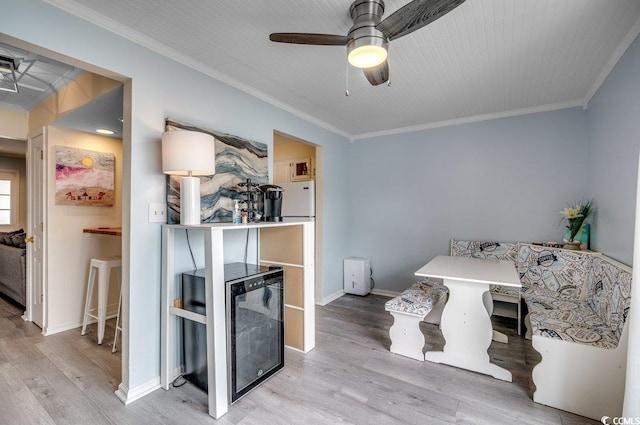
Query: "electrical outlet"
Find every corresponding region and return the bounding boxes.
[148,203,167,223]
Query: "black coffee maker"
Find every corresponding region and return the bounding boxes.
[259,185,283,222]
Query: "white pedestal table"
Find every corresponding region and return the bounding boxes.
[415,255,521,381]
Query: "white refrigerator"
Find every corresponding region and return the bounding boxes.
[280,181,315,218]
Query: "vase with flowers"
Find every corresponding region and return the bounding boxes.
[560,199,595,250]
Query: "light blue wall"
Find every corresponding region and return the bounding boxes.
[2,0,350,390]
[349,109,590,291]
[587,36,640,266]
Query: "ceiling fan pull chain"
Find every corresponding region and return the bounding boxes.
[345,60,350,96]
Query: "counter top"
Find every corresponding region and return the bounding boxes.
[163,218,314,230]
[83,227,122,236]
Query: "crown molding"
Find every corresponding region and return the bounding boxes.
[351,100,584,141]
[582,14,640,108]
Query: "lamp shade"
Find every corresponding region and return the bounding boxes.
[162,129,216,225]
[162,130,216,176]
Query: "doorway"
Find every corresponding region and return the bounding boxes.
[272,130,324,302]
[0,34,131,393]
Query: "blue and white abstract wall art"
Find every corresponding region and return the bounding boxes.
[165,119,268,223]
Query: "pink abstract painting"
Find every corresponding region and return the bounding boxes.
[55,146,115,206]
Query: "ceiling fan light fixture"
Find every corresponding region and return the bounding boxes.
[269,0,467,84]
[347,35,388,68]
[348,44,387,68]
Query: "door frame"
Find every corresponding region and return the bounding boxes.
[24,127,47,330]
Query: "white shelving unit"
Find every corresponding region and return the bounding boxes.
[160,219,315,419]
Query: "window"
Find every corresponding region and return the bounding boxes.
[0,171,19,228]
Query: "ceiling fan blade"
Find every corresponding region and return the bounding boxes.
[269,33,350,46]
[363,61,389,86]
[377,0,466,41]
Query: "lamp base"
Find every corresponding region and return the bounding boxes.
[180,176,201,225]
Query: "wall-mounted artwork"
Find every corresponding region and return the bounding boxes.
[165,119,268,223]
[55,146,115,207]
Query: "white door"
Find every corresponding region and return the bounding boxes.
[26,128,46,329]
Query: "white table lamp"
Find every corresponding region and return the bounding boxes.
[162,130,216,225]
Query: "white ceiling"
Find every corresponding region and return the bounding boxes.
[34,0,640,139]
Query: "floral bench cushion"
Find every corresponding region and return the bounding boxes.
[587,256,631,340]
[517,243,595,300]
[526,293,620,349]
[385,278,447,317]
[451,240,519,296]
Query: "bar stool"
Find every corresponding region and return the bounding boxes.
[81,256,122,345]
[112,285,122,353]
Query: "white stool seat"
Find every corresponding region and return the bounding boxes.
[81,256,122,345]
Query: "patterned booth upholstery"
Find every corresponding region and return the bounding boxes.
[449,240,632,420]
[518,243,631,420]
[384,279,448,317]
[518,243,595,300]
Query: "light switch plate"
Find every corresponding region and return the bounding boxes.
[148,203,167,223]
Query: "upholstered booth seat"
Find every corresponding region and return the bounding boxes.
[384,278,447,361]
[385,278,447,317]
[526,294,620,349]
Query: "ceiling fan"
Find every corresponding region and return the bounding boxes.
[269,0,466,86]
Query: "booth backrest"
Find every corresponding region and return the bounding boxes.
[450,240,517,263]
[587,255,632,340]
[517,243,597,299]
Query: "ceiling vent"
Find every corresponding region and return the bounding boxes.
[0,55,18,93]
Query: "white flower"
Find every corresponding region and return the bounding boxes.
[561,207,583,219]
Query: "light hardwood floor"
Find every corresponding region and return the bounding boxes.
[0,293,599,425]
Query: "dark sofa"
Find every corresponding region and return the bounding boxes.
[0,229,27,306]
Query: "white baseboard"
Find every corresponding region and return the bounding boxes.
[43,313,118,336]
[44,321,82,336]
[115,376,161,405]
[315,290,345,306]
[285,345,305,353]
[371,288,399,298]
[315,288,398,305]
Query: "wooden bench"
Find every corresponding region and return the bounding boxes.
[384,278,447,361]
